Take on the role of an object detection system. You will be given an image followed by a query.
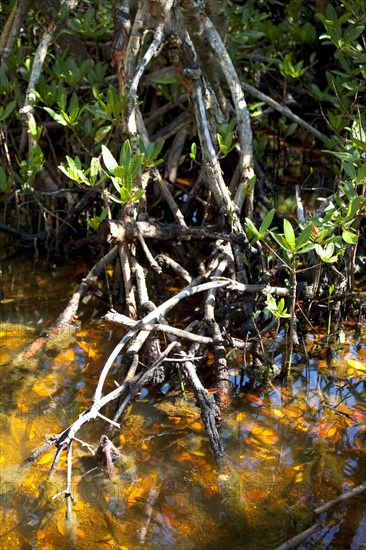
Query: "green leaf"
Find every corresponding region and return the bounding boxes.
[130,154,144,180]
[348,196,361,219]
[265,294,291,318]
[259,209,275,236]
[89,157,99,183]
[108,193,124,204]
[58,90,67,111]
[323,149,355,162]
[87,217,100,230]
[245,218,261,239]
[247,174,256,192]
[110,175,122,194]
[266,294,277,311]
[283,219,296,250]
[120,139,132,168]
[132,188,146,202]
[0,100,16,121]
[295,224,312,249]
[58,164,75,180]
[44,107,68,126]
[190,142,197,160]
[0,166,12,193]
[343,25,364,45]
[95,125,112,144]
[69,92,79,122]
[100,207,108,222]
[224,133,233,150]
[299,243,316,254]
[102,144,118,173]
[342,229,358,244]
[217,134,228,155]
[114,166,125,180]
[352,138,366,151]
[28,118,38,139]
[119,187,131,203]
[270,231,293,253]
[315,242,338,263]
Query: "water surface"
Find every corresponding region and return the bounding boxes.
[1,255,365,549]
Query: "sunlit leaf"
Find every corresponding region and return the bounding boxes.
[257,453,276,460]
[342,229,358,244]
[327,426,337,438]
[295,223,312,249]
[175,451,192,461]
[295,471,303,483]
[37,452,56,465]
[26,423,37,440]
[259,208,275,236]
[127,474,156,507]
[273,409,284,418]
[190,421,204,432]
[9,416,26,445]
[77,341,97,358]
[283,219,296,250]
[246,393,263,405]
[101,144,118,173]
[244,490,268,499]
[57,519,66,536]
[347,359,366,371]
[32,374,57,396]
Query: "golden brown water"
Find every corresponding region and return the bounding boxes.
[1,255,365,549]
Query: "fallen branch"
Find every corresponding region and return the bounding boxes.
[314,481,366,515]
[19,245,118,361]
[272,522,323,550]
[273,481,366,550]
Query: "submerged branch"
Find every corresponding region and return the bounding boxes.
[273,523,323,550]
[314,482,366,515]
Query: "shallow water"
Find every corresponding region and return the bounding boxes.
[1,255,365,549]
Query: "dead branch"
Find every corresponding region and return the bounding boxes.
[19,20,56,154]
[314,481,366,515]
[241,80,328,143]
[203,17,255,216]
[98,218,245,245]
[93,277,232,404]
[104,308,263,354]
[273,523,323,550]
[18,246,118,361]
[273,481,366,550]
[179,349,225,458]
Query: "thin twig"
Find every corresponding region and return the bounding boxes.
[241,80,328,143]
